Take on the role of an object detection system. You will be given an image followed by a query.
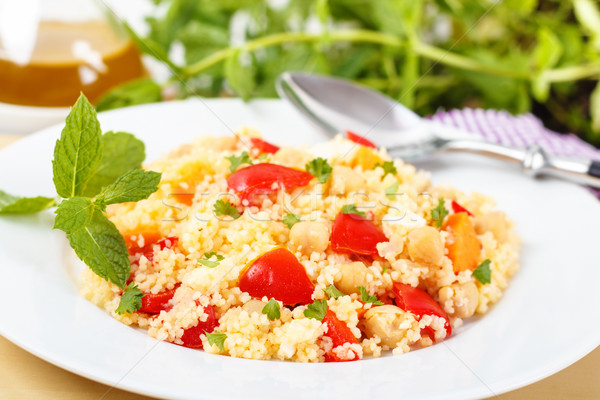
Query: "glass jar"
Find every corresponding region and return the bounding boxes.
[0,0,145,107]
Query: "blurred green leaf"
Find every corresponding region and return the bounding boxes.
[591,82,600,135]
[225,49,256,101]
[96,78,162,112]
[574,0,600,51]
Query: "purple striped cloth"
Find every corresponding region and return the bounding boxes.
[429,108,600,198]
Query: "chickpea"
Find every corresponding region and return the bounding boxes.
[438,281,479,319]
[362,305,413,347]
[242,299,268,315]
[272,147,313,169]
[334,262,371,295]
[407,226,444,265]
[474,211,509,243]
[329,166,366,195]
[289,221,330,255]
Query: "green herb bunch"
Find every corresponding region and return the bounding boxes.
[98,0,600,145]
[0,94,161,313]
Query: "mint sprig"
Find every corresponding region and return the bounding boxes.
[0,190,58,215]
[94,169,161,209]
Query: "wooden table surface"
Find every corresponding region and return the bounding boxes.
[0,133,598,400]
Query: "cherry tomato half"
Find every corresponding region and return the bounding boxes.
[451,200,473,216]
[139,284,180,314]
[331,212,388,256]
[323,309,360,362]
[180,304,219,348]
[227,163,313,204]
[239,247,314,305]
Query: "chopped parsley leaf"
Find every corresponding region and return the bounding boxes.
[116,283,145,315]
[341,204,366,218]
[205,330,227,352]
[375,161,397,176]
[431,198,449,228]
[324,285,345,299]
[303,299,328,321]
[226,151,252,173]
[198,252,225,268]
[385,181,399,200]
[261,299,281,320]
[214,199,241,219]
[473,259,492,284]
[282,213,301,229]
[305,157,332,184]
[357,286,384,305]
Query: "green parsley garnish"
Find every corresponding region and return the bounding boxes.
[305,157,332,184]
[324,285,345,300]
[198,252,225,268]
[258,153,269,161]
[431,198,449,228]
[473,259,492,284]
[381,266,388,274]
[261,298,281,321]
[205,330,227,352]
[384,181,399,200]
[358,286,384,305]
[303,299,328,321]
[282,213,301,229]
[116,283,145,315]
[213,199,241,219]
[226,151,252,173]
[341,204,366,218]
[375,161,397,176]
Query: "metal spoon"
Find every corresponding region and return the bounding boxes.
[276,72,600,188]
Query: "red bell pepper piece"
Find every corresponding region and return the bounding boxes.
[227,163,313,204]
[331,212,388,256]
[180,304,219,348]
[451,200,473,216]
[392,282,451,340]
[239,247,314,305]
[323,309,360,362]
[139,284,180,314]
[249,137,280,154]
[346,130,377,149]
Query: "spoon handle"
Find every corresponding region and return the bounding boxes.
[443,139,600,189]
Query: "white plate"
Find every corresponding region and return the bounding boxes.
[0,99,598,400]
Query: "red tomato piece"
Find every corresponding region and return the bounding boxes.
[323,309,360,362]
[331,212,388,256]
[139,284,180,314]
[239,247,314,305]
[346,130,377,149]
[180,305,219,349]
[392,282,451,339]
[451,200,473,216]
[227,163,313,204]
[249,137,280,154]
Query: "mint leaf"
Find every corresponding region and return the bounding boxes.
[83,131,146,197]
[385,181,399,200]
[261,298,281,321]
[303,299,328,321]
[324,284,345,299]
[341,204,366,218]
[431,198,449,228]
[226,151,252,173]
[205,330,227,352]
[116,283,145,314]
[375,161,397,176]
[282,213,301,229]
[96,78,162,112]
[52,94,103,199]
[305,157,332,184]
[0,190,57,214]
[94,169,161,208]
[473,259,492,284]
[54,197,94,234]
[358,286,384,305]
[213,199,240,219]
[66,208,130,288]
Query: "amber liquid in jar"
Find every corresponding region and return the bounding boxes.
[0,20,145,107]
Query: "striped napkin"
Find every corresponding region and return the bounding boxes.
[429,108,600,198]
